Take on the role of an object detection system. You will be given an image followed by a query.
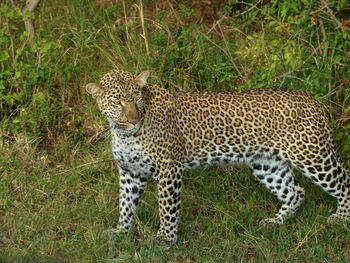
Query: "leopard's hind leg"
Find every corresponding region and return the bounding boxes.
[296,151,350,223]
[249,155,305,225]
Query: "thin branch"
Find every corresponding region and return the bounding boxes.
[205,2,264,83]
[207,14,227,34]
[231,0,263,19]
[274,39,326,87]
[309,5,327,16]
[201,31,247,84]
[206,0,263,36]
[27,0,40,12]
[9,0,16,9]
[217,22,247,83]
[321,0,344,29]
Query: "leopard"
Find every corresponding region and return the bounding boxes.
[86,68,350,245]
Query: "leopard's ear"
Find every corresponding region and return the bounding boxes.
[135,71,150,87]
[86,83,104,99]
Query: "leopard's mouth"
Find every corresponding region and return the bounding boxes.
[113,121,140,132]
[113,123,125,130]
[107,117,140,133]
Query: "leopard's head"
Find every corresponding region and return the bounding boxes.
[86,69,149,134]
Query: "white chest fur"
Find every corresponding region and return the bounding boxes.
[110,129,150,176]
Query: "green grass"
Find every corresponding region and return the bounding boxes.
[1,0,350,262]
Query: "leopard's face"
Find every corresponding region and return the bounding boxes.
[86,69,149,134]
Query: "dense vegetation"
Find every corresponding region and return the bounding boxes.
[1,0,349,262]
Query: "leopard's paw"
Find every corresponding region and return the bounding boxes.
[327,214,349,224]
[105,225,128,239]
[154,230,177,249]
[259,217,284,226]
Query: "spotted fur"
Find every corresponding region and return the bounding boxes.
[86,69,350,245]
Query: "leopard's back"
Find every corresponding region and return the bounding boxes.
[175,88,330,170]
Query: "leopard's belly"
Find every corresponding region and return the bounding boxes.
[183,143,280,169]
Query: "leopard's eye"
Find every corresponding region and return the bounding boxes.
[109,98,121,106]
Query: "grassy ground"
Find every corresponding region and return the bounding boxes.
[1,0,350,262]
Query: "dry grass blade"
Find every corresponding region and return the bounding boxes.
[122,0,130,42]
[57,159,114,175]
[285,215,321,261]
[139,0,149,57]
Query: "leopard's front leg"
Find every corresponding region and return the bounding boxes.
[156,166,183,245]
[107,166,148,236]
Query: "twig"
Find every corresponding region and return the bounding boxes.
[57,159,114,175]
[321,0,344,29]
[205,2,264,83]
[275,39,325,86]
[217,22,247,83]
[201,32,246,84]
[231,0,263,19]
[9,0,16,9]
[207,14,227,34]
[206,0,263,36]
[310,5,327,16]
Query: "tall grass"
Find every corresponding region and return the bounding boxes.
[1,0,349,262]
